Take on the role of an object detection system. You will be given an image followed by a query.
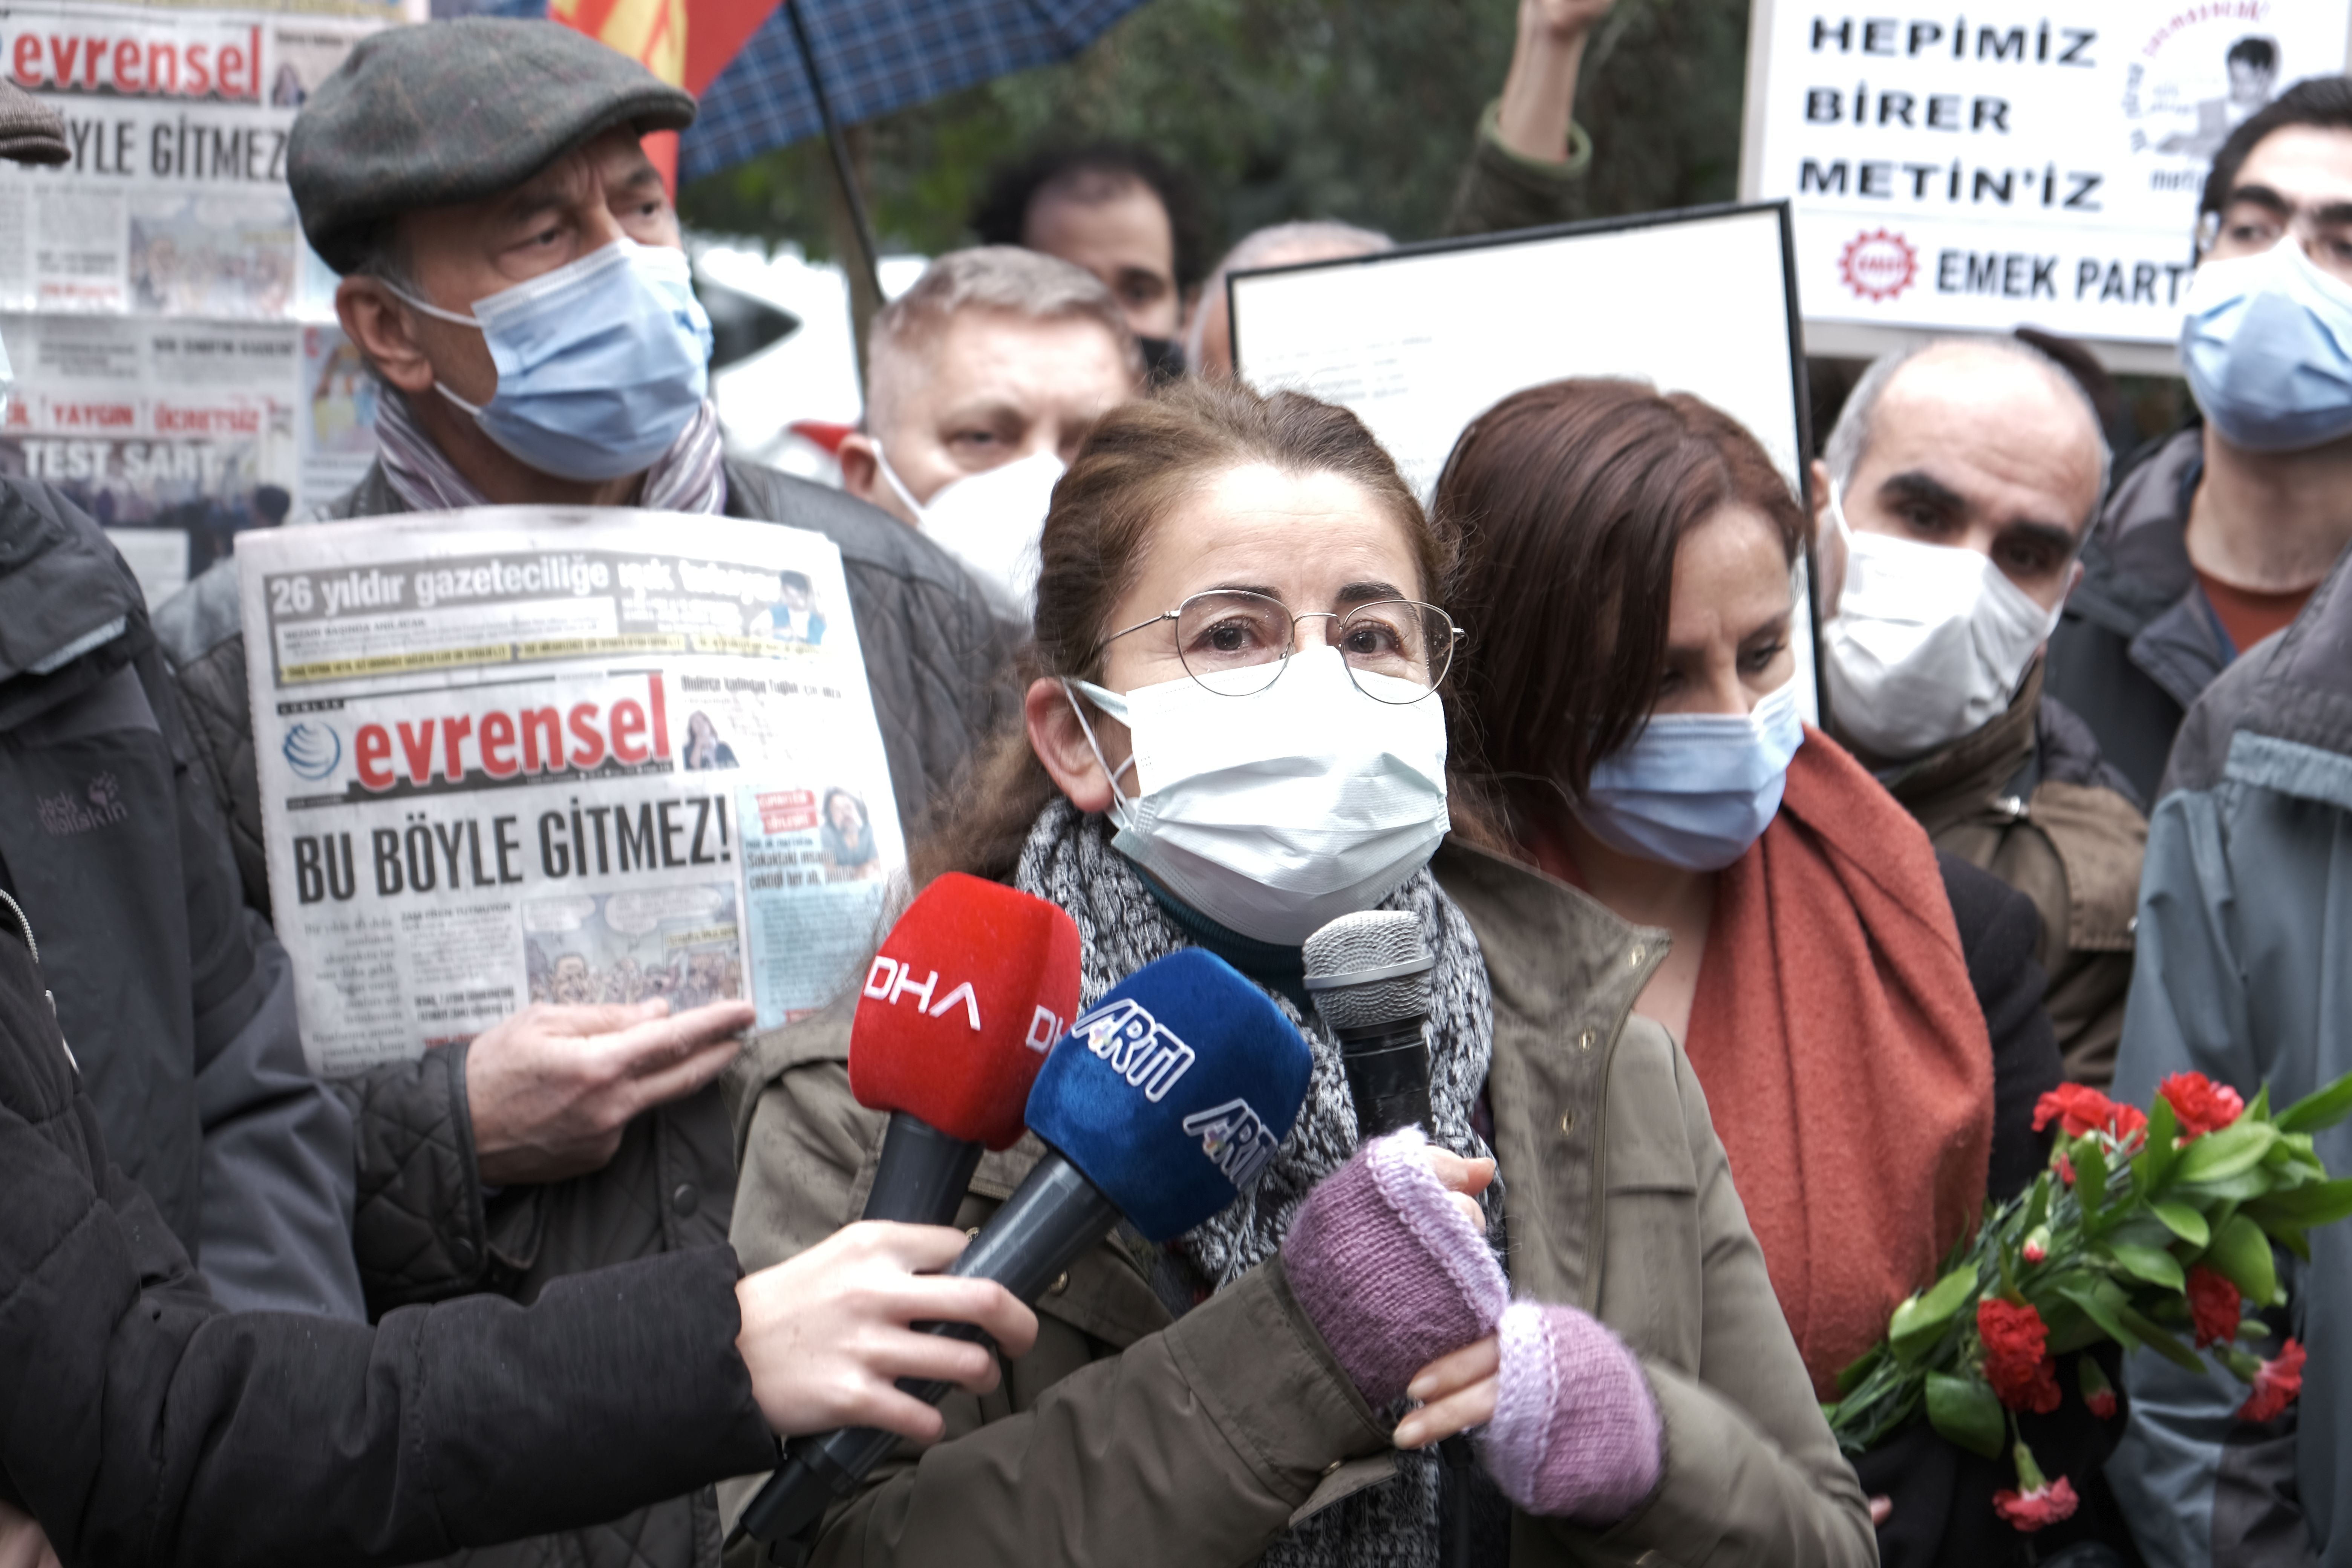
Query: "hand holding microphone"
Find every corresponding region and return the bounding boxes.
[735,946,1316,1554]
[1305,912,1660,1530]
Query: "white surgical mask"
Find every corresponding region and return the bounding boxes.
[2182,239,2352,453]
[1063,645,1451,945]
[1821,483,2063,762]
[878,447,1063,620]
[1577,677,1806,873]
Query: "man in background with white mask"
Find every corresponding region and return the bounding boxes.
[1815,338,2145,1086]
[146,25,1012,1568]
[2048,77,2352,803]
[838,247,1145,622]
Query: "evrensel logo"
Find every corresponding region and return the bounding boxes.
[282,720,341,782]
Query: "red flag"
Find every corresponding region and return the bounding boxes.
[551,0,779,190]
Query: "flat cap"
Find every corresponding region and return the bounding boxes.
[0,76,67,166]
[290,18,696,273]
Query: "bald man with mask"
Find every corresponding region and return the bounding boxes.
[1813,338,2146,1087]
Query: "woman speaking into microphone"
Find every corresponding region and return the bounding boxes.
[726,379,1872,1567]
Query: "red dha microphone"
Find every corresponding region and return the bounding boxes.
[847,873,1082,1225]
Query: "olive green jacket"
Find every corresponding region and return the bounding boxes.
[721,840,1875,1568]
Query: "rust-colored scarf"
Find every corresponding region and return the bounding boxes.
[1684,728,1993,1398]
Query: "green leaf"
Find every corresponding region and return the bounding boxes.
[2175,1120,2278,1185]
[2150,1201,2212,1248]
[2176,1169,2275,1204]
[1889,1265,1978,1358]
[2106,1242,2187,1292]
[2117,1303,2207,1372]
[2205,1213,2281,1305]
[1925,1371,2006,1459]
[2055,1280,2139,1351]
[2076,1137,2110,1224]
[2247,1085,2272,1123]
[2136,1097,2180,1192]
[2249,1177,2352,1229]
[2277,1070,2352,1134]
[1834,1343,1886,1398]
[2023,1173,2051,1236]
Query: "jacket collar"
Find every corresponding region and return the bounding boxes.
[1871,661,2042,832]
[2227,539,2352,802]
[1432,836,1666,1311]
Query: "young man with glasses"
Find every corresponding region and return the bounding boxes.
[2046,76,2352,802]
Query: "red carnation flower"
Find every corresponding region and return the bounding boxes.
[1994,1476,2080,1531]
[2239,1340,2306,1424]
[1978,1299,2062,1414]
[2080,1357,2118,1421]
[2187,1266,2242,1349]
[2159,1072,2246,1141]
[2034,1085,2151,1145]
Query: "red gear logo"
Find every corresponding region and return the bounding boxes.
[1839,229,1918,303]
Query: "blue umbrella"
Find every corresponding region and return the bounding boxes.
[687,0,1152,186]
[471,0,1153,295]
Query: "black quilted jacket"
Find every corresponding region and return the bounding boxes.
[0,901,779,1568]
[150,460,1014,1568]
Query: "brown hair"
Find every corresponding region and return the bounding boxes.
[914,376,1502,884]
[1437,378,1808,812]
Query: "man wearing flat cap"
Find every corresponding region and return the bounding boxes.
[151,22,1013,1568]
[0,72,365,1331]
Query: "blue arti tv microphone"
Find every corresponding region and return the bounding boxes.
[733,948,1312,1560]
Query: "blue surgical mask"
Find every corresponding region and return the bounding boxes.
[388,239,713,481]
[1575,678,1806,872]
[2181,239,2352,453]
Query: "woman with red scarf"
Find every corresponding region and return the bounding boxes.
[1435,379,2130,1568]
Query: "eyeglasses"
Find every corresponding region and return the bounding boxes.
[1095,589,1461,703]
[2198,194,2352,284]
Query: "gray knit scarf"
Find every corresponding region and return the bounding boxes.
[1012,798,1496,1568]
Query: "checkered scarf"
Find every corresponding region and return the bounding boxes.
[373,388,727,515]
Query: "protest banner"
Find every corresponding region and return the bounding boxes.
[239,507,905,1075]
[1739,2,2352,367]
[0,1,409,602]
[1227,202,1821,714]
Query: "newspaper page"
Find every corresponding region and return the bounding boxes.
[239,507,907,1076]
[0,2,402,602]
[1738,0,2352,356]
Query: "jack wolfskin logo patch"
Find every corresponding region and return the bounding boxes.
[37,773,129,835]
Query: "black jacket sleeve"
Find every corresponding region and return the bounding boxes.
[1937,851,2064,1201]
[0,928,777,1568]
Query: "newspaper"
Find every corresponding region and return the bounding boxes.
[0,3,402,602]
[239,507,907,1076]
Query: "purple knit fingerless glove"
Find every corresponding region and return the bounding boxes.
[1281,1127,1510,1408]
[1479,1301,1663,1525]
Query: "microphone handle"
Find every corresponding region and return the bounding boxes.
[1338,1018,1432,1139]
[864,1110,986,1224]
[732,1153,1123,1553]
[1338,1015,1478,1568]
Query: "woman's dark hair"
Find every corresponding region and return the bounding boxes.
[913,377,1502,885]
[972,142,1210,293]
[1437,378,1808,813]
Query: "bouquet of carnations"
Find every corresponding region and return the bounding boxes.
[1824,1069,2352,1531]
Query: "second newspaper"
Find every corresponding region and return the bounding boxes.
[239,505,905,1076]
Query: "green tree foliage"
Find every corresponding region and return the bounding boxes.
[678,0,1753,264]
